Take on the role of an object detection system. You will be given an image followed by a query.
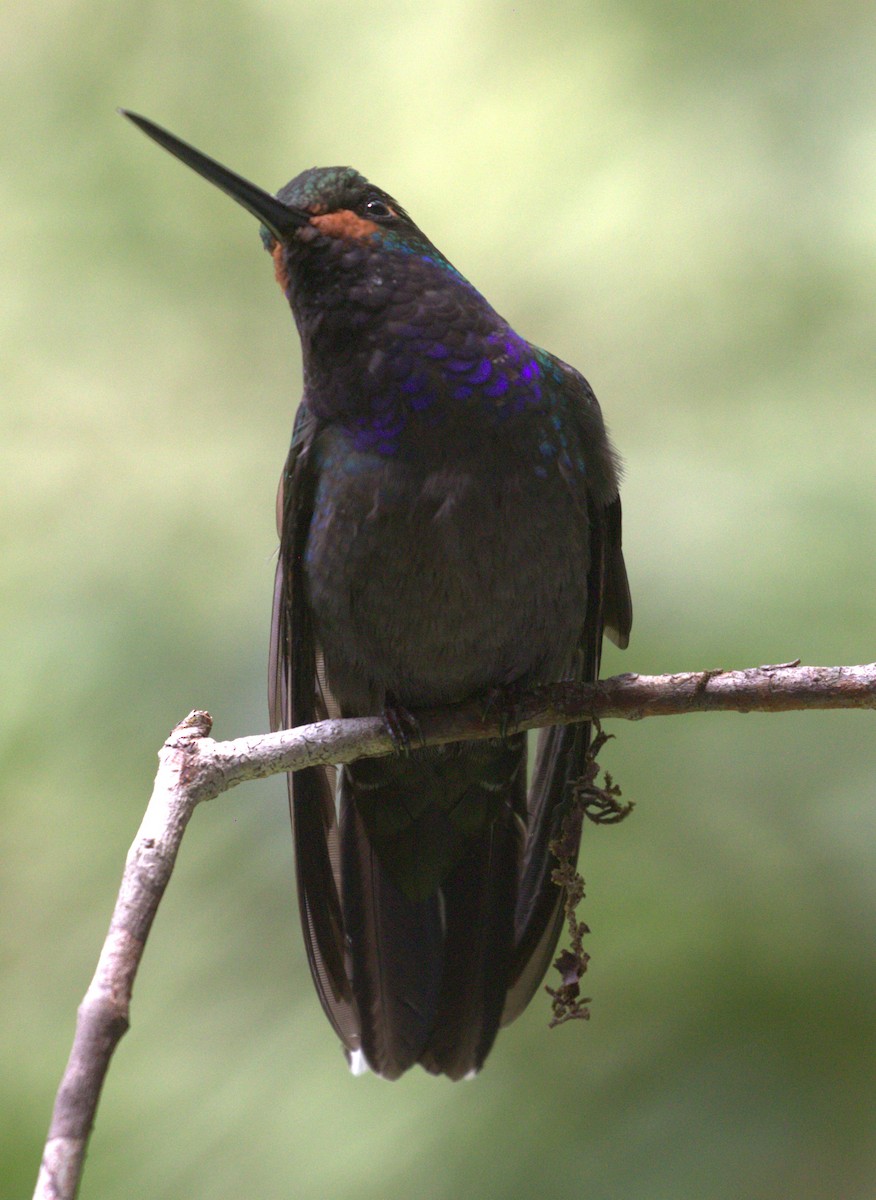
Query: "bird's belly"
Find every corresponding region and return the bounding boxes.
[304,446,590,714]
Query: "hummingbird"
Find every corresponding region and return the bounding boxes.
[123,111,632,1080]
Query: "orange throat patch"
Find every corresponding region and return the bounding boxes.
[271,208,381,294]
[310,209,379,240]
[271,241,291,293]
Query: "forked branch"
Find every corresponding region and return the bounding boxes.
[35,662,876,1200]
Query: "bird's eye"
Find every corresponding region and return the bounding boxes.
[364,197,394,220]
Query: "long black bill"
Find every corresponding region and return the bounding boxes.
[120,110,308,240]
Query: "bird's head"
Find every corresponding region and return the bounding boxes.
[121,112,444,297]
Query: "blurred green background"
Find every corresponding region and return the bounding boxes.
[3,2,875,1197]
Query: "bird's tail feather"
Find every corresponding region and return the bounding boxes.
[340,796,443,1079]
[418,800,520,1079]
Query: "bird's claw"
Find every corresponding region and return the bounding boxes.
[382,696,424,756]
[481,683,524,742]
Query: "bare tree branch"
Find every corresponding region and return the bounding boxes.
[34,662,876,1200]
[34,710,213,1200]
[199,661,876,796]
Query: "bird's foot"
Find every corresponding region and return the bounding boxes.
[481,682,525,742]
[382,694,424,756]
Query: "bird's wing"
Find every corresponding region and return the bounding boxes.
[269,402,360,1052]
[503,368,631,1024]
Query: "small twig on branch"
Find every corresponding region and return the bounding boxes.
[34,662,876,1200]
[545,724,635,1027]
